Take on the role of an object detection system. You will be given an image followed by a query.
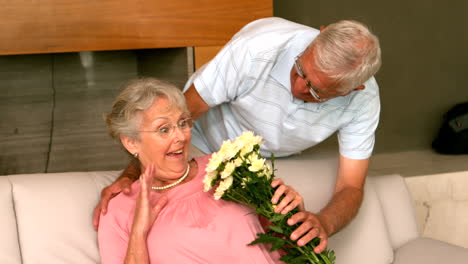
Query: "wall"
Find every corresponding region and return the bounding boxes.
[274,0,468,154]
[3,1,468,174]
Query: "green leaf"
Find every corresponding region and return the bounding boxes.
[270,213,286,222]
[280,254,313,264]
[270,238,286,251]
[248,233,282,246]
[268,225,284,234]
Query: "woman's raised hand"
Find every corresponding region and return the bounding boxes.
[132,164,168,236]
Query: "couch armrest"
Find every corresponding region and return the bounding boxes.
[393,237,468,264]
[370,174,419,249]
[9,171,119,264]
[0,177,22,264]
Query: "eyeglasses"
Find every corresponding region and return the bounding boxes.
[294,54,325,102]
[139,118,193,138]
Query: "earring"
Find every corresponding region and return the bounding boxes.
[133,152,139,158]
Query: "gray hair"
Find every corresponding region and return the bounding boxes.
[106,78,188,141]
[310,20,382,93]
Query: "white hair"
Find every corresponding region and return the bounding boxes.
[311,20,382,93]
[106,78,188,141]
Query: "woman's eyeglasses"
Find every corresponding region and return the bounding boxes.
[139,118,193,138]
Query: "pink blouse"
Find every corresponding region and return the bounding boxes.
[98,155,282,264]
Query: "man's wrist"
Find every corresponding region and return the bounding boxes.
[316,213,333,236]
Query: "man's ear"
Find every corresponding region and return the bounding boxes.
[320,25,326,32]
[339,85,366,97]
[120,135,140,156]
[355,85,365,91]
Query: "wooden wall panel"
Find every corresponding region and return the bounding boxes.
[0,0,272,55]
[46,51,138,173]
[0,55,53,175]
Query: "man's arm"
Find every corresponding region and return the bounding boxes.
[93,158,141,229]
[184,84,211,120]
[318,155,368,236]
[287,155,369,253]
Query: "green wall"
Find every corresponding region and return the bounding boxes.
[274,0,468,153]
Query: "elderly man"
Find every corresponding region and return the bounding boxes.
[94,17,382,254]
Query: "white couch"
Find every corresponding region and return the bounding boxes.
[1,152,468,264]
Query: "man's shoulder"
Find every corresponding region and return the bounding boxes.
[239,17,315,34]
[233,17,318,54]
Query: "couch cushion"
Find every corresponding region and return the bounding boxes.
[274,153,394,264]
[393,237,468,264]
[10,171,119,264]
[370,174,419,249]
[0,177,22,264]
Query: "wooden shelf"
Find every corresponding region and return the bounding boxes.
[0,0,272,55]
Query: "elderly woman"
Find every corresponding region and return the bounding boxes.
[98,78,306,264]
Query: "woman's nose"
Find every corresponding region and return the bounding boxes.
[172,125,188,142]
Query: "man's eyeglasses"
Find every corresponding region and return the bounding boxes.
[139,118,193,139]
[294,54,325,102]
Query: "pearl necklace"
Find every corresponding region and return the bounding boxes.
[151,164,190,190]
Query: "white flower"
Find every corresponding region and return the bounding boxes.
[240,177,251,188]
[214,176,233,200]
[240,142,255,157]
[234,131,263,157]
[220,161,236,179]
[203,170,218,192]
[234,157,243,167]
[218,139,241,160]
[237,131,263,145]
[261,163,273,179]
[248,156,266,172]
[206,152,223,173]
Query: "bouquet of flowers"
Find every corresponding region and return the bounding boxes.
[203,131,335,264]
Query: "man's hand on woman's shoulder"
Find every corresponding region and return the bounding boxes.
[93,176,134,230]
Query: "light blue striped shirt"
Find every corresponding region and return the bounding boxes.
[184,17,380,159]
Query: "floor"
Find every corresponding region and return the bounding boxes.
[369,149,468,177]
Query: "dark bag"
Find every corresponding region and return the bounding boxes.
[432,102,468,154]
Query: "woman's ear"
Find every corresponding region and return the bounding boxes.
[120,135,140,156]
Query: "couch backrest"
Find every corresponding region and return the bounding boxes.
[370,174,419,249]
[0,177,22,264]
[7,171,119,264]
[1,153,419,264]
[274,153,395,264]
